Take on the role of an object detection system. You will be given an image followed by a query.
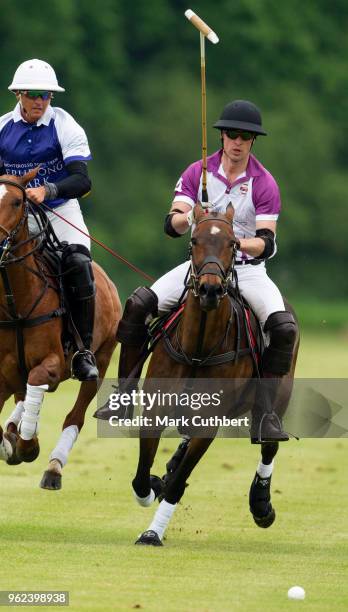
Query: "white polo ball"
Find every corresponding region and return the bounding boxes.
[288,586,305,600]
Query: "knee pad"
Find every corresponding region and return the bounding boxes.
[262,311,298,375]
[61,244,95,299]
[117,286,158,345]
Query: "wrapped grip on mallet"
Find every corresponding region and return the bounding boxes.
[185,9,219,44]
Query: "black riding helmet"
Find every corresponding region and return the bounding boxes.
[213,100,267,135]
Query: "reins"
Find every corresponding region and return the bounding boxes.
[40,202,155,283]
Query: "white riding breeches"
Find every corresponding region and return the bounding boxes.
[28,199,91,250]
[151,261,285,327]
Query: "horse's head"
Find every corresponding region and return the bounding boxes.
[0,168,39,247]
[189,203,237,311]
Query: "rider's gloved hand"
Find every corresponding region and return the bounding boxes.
[25,186,46,205]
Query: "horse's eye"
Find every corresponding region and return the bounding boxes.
[12,199,22,209]
[191,237,197,246]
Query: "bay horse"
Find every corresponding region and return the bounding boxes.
[131,203,299,545]
[0,170,121,489]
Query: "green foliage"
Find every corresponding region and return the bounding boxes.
[0,0,347,307]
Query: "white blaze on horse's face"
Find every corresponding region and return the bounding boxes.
[210,225,221,235]
[0,185,8,206]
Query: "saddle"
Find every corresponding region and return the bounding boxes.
[36,242,74,357]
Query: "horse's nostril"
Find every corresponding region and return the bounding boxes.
[199,283,208,297]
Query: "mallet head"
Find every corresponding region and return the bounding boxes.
[185,9,219,44]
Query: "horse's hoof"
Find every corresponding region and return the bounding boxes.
[40,470,62,490]
[4,432,22,465]
[16,437,40,463]
[93,400,133,421]
[150,475,165,500]
[93,404,114,421]
[135,530,163,546]
[252,508,276,528]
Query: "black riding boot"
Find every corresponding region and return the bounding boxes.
[94,286,158,420]
[250,311,297,444]
[117,286,158,385]
[62,244,99,381]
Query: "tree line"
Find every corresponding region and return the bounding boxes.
[0,0,347,306]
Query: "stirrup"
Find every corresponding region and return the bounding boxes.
[250,411,289,444]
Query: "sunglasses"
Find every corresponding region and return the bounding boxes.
[22,91,52,100]
[224,129,255,141]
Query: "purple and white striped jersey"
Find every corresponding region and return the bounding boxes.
[173,149,281,260]
[0,103,91,208]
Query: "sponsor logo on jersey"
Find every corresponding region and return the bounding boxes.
[240,183,248,194]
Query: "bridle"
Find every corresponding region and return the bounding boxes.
[0,179,28,261]
[187,215,238,298]
[0,178,53,265]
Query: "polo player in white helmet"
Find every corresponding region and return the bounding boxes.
[0,59,98,381]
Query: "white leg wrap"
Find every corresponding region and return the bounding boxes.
[257,459,274,479]
[0,436,13,462]
[4,401,25,430]
[148,499,177,540]
[18,384,48,441]
[133,487,156,507]
[49,425,79,467]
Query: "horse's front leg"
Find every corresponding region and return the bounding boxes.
[249,441,279,528]
[132,432,162,506]
[0,390,23,464]
[0,423,15,463]
[135,436,214,546]
[0,393,9,461]
[16,354,61,463]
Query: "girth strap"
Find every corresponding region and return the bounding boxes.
[0,307,65,329]
[163,333,251,367]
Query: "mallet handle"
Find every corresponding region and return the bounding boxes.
[200,34,208,203]
[185,9,219,44]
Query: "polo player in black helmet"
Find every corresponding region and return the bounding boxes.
[113,99,298,443]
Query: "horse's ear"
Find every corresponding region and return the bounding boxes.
[19,166,41,186]
[226,202,235,223]
[194,201,205,222]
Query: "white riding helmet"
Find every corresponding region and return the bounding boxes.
[8,59,65,92]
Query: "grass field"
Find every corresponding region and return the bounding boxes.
[1,332,347,611]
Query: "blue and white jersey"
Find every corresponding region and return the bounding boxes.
[0,103,92,208]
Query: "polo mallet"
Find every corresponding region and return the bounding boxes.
[185,9,219,207]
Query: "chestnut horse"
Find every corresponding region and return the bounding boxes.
[132,203,299,545]
[0,170,121,489]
